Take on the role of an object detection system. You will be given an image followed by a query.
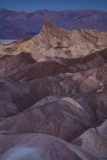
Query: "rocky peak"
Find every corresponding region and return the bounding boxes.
[38,20,71,48]
[0,20,107,61]
[43,20,57,28]
[40,20,59,35]
[0,17,107,160]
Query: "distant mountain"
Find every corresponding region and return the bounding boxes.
[0,8,107,39]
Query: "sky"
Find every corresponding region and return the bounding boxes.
[0,0,107,13]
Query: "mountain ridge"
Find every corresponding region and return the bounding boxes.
[0,18,107,159]
[0,8,107,39]
[0,20,107,61]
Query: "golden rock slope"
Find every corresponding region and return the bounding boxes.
[0,20,107,61]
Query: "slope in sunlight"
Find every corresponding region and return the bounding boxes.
[0,20,107,160]
[0,20,107,61]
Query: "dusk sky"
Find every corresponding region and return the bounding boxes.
[0,0,107,12]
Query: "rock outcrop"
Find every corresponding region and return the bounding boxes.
[0,21,107,160]
[0,20,107,61]
[0,133,100,160]
[73,120,107,159]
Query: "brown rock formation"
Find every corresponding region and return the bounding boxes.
[0,97,92,141]
[72,120,107,159]
[0,20,107,61]
[0,21,107,159]
[0,133,100,160]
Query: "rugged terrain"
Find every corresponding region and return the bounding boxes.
[0,21,107,160]
[0,20,107,60]
[0,8,107,39]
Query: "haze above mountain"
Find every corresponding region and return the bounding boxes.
[0,20,107,160]
[0,8,107,39]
